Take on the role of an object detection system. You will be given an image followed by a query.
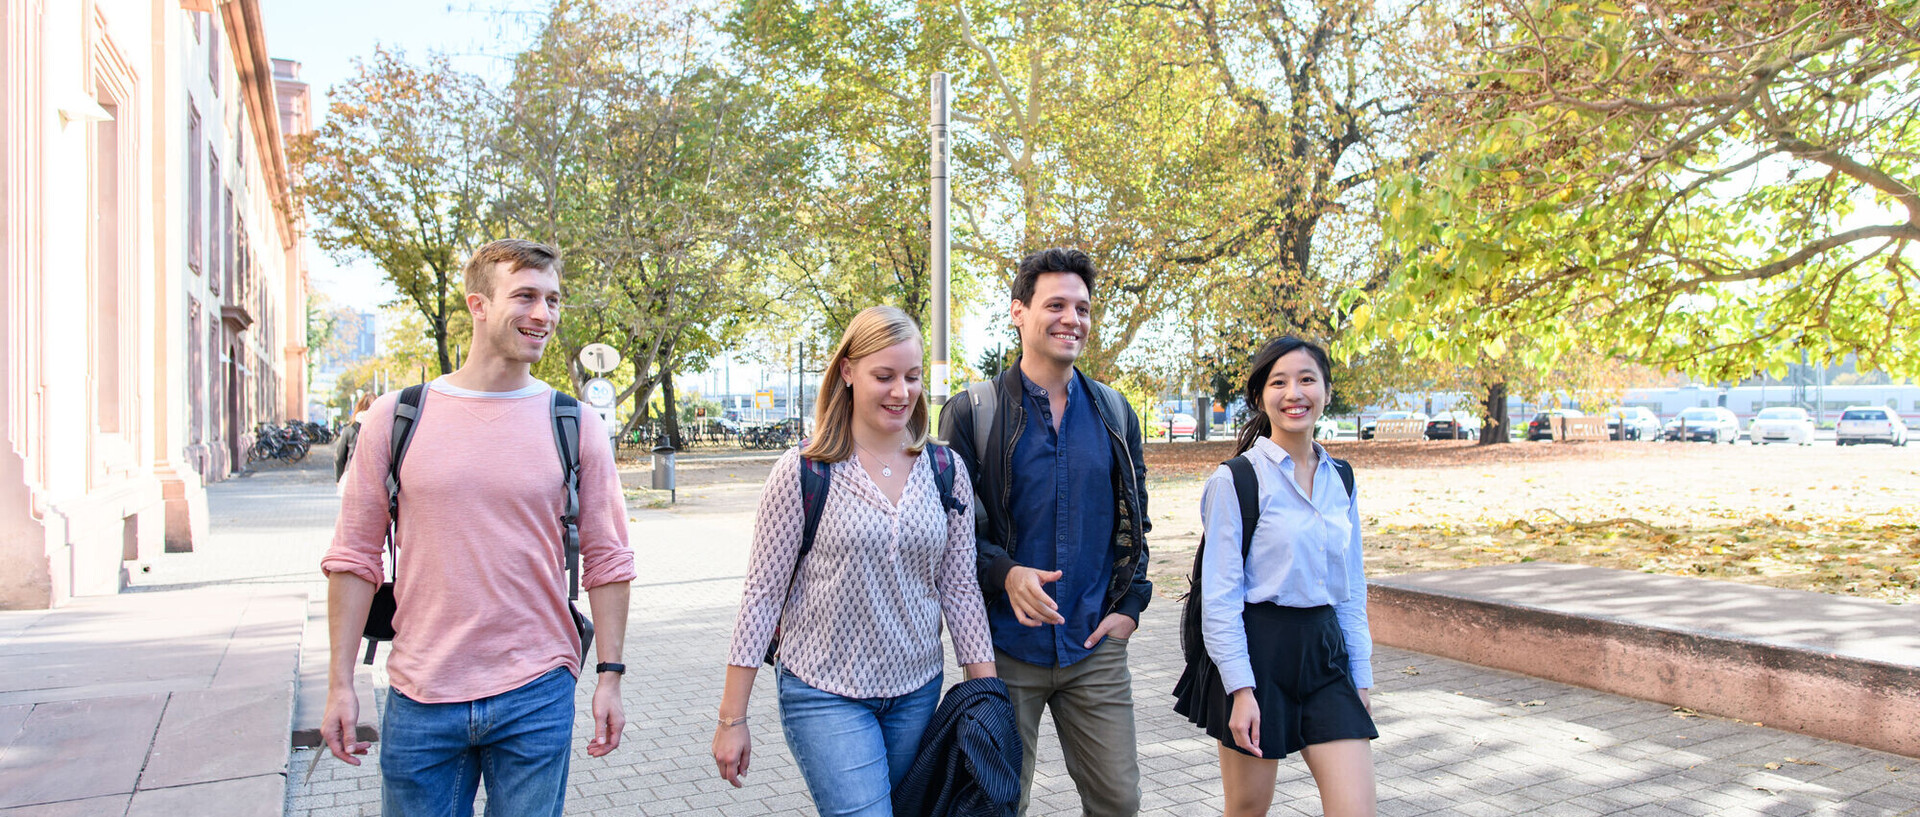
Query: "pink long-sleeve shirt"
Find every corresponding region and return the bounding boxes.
[323,379,636,703]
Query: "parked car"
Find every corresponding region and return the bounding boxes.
[1603,407,1663,441]
[1747,407,1816,446]
[1425,410,1479,441]
[1525,409,1585,441]
[1161,413,1198,441]
[1835,406,1909,446]
[1315,416,1342,441]
[1361,411,1429,440]
[1663,406,1740,443]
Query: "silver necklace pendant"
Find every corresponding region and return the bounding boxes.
[880,464,893,478]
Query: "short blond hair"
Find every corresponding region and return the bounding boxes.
[801,306,930,463]
[464,238,561,299]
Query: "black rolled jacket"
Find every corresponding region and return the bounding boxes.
[937,361,1153,625]
[891,677,1022,817]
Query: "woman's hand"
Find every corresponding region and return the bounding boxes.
[1358,687,1371,715]
[1228,687,1262,757]
[712,720,751,787]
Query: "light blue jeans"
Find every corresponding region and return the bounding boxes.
[380,665,575,817]
[777,667,942,817]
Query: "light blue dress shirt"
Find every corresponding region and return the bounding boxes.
[1199,436,1373,694]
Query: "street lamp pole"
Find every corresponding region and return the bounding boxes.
[930,72,951,404]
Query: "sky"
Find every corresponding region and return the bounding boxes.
[262,0,998,398]
[262,0,536,316]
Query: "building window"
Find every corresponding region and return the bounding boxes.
[93,88,123,433]
[189,298,204,445]
[207,13,220,95]
[223,187,235,296]
[188,106,202,273]
[208,154,221,294]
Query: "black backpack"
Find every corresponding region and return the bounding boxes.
[763,444,968,665]
[1178,453,1355,668]
[360,384,593,666]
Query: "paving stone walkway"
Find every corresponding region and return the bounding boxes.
[280,479,1919,816]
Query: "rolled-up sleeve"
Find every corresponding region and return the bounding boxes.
[1199,466,1257,694]
[576,408,636,589]
[938,459,994,666]
[1334,484,1373,688]
[727,449,806,668]
[321,395,396,588]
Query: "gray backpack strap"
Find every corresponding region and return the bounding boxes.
[385,385,429,572]
[967,380,997,454]
[550,391,583,601]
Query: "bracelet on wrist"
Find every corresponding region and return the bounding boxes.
[718,714,749,728]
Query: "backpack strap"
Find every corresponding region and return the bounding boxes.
[1331,456,1355,499]
[384,385,429,574]
[1224,455,1260,558]
[550,391,583,601]
[965,380,997,454]
[926,444,967,516]
[798,455,833,557]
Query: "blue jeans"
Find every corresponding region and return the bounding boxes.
[777,668,941,817]
[381,666,576,817]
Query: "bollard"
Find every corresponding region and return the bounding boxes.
[651,437,676,504]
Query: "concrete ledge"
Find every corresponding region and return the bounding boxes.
[289,597,378,748]
[1369,562,1920,759]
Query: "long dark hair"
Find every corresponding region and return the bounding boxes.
[1234,336,1334,456]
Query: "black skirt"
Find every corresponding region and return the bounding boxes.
[1173,603,1378,759]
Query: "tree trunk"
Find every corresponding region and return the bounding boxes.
[1479,381,1510,445]
[661,362,681,448]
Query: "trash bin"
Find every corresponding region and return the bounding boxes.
[651,438,676,503]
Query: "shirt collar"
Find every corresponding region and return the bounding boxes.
[1250,435,1328,469]
[1015,365,1082,399]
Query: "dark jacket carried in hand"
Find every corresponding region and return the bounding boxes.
[892,677,1022,817]
[937,361,1153,623]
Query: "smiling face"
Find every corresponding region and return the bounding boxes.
[470,262,561,365]
[841,337,925,440]
[1011,271,1091,367]
[1261,348,1330,437]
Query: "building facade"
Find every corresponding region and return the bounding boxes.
[1,0,306,609]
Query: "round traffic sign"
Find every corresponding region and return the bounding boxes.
[579,343,620,374]
[584,377,617,408]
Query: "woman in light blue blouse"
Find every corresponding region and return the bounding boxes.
[1173,336,1377,816]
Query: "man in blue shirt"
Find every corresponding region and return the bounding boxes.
[939,248,1153,816]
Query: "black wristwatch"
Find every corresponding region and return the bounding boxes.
[595,662,626,676]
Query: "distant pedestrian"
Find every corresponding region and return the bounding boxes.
[320,239,636,817]
[1173,336,1377,817]
[333,392,375,482]
[712,306,996,816]
[937,247,1154,816]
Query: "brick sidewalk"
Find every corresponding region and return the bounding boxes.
[281,484,1919,816]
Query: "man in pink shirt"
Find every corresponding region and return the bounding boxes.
[319,239,637,816]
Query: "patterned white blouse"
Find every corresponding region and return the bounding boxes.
[727,447,995,698]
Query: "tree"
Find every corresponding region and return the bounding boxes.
[289,47,496,376]
[496,0,788,445]
[1376,0,1920,383]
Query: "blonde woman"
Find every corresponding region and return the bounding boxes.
[712,306,996,816]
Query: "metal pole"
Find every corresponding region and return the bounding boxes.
[930,72,951,402]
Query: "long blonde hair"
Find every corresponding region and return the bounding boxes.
[801,306,930,463]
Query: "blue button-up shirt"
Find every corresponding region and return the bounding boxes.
[988,368,1116,668]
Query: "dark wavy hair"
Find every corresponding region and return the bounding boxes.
[1011,247,1097,304]
[1234,336,1334,456]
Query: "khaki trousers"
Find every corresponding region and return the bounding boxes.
[996,636,1141,817]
